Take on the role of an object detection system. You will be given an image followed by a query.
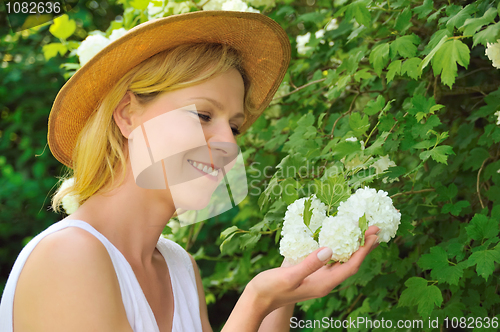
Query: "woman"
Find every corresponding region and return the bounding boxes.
[0,11,379,332]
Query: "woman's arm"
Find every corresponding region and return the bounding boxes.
[189,254,214,332]
[257,303,295,332]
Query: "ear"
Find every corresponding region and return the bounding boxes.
[114,91,140,139]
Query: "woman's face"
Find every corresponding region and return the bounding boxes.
[121,68,246,212]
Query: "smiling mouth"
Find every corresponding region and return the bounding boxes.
[187,159,220,177]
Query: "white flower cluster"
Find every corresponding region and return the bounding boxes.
[295,20,337,55]
[319,215,361,262]
[495,111,500,126]
[280,187,401,264]
[202,0,259,12]
[337,187,401,243]
[486,40,500,69]
[59,177,80,214]
[148,0,193,19]
[279,195,326,264]
[76,28,128,66]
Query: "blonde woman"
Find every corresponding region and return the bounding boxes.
[0,11,379,332]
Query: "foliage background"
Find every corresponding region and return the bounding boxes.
[1,0,500,331]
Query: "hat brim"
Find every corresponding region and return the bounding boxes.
[48,11,291,168]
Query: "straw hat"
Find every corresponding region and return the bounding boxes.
[47,10,291,168]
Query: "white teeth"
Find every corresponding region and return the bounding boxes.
[189,159,219,177]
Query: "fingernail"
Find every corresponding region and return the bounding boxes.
[317,247,333,261]
[371,237,379,249]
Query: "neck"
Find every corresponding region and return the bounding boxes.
[67,162,177,268]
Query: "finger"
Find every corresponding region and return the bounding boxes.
[365,225,379,237]
[291,247,333,282]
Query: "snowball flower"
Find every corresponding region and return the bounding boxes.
[296,32,311,55]
[337,187,401,243]
[315,29,325,39]
[371,155,396,175]
[319,215,361,262]
[486,40,500,69]
[76,34,110,66]
[280,195,327,264]
[108,28,128,42]
[222,0,259,12]
[59,177,80,214]
[203,0,225,10]
[495,111,500,125]
[326,19,338,31]
[345,137,357,142]
[279,232,319,264]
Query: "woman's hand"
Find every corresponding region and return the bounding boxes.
[246,226,380,315]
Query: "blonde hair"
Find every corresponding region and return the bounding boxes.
[51,43,256,213]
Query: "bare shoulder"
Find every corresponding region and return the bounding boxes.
[13,227,133,332]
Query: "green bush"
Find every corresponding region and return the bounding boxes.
[2,0,500,331]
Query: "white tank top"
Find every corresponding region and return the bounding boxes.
[0,219,203,332]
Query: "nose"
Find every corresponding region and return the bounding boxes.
[206,121,239,162]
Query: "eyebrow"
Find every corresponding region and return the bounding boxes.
[188,97,245,120]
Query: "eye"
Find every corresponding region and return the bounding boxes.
[231,127,241,136]
[197,113,211,122]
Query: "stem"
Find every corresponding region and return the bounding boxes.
[272,78,326,101]
[477,157,490,209]
[330,91,360,138]
[390,188,435,199]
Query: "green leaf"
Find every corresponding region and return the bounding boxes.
[436,183,458,201]
[239,233,262,250]
[369,43,390,76]
[345,0,371,27]
[394,8,413,33]
[467,246,500,280]
[130,0,150,10]
[303,197,313,228]
[463,147,490,171]
[42,43,67,61]
[313,176,350,212]
[414,0,434,19]
[280,178,299,205]
[417,246,466,285]
[349,112,370,136]
[466,214,499,241]
[364,95,385,115]
[419,35,448,72]
[220,225,238,239]
[431,39,470,88]
[419,145,455,165]
[390,34,421,59]
[386,60,402,82]
[398,277,443,318]
[358,214,367,246]
[446,4,477,32]
[441,200,470,216]
[353,68,374,82]
[401,57,422,80]
[462,7,498,36]
[49,14,76,40]
[473,22,500,47]
[412,114,442,138]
